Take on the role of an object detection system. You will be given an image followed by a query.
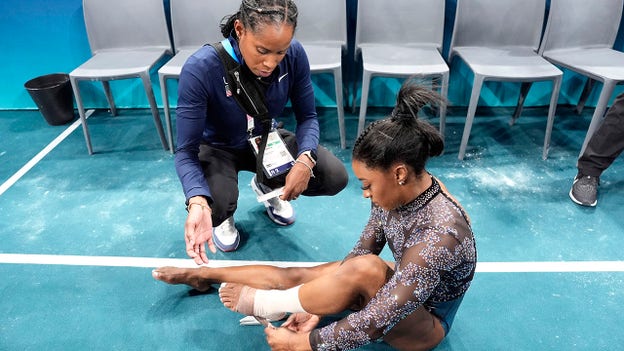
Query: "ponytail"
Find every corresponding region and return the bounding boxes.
[353,81,446,173]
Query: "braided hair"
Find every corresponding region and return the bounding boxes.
[220,0,298,38]
[353,82,445,175]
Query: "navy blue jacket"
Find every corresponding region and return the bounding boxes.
[175,36,319,202]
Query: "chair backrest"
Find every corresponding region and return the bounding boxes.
[170,0,241,52]
[83,0,171,54]
[449,0,546,56]
[294,0,347,47]
[539,0,624,54]
[355,0,445,53]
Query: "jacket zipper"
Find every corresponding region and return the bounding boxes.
[234,71,260,115]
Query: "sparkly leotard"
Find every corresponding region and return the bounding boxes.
[309,177,477,351]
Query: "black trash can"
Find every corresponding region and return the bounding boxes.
[24,73,75,126]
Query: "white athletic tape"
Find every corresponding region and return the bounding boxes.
[255,187,285,203]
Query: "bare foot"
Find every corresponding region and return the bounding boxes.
[218,283,255,315]
[152,266,213,292]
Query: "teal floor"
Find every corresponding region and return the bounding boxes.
[1,105,623,350]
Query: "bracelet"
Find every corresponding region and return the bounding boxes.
[295,159,315,178]
[301,150,317,166]
[186,202,211,212]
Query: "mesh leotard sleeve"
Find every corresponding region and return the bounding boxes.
[309,179,476,351]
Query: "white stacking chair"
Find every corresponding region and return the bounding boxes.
[159,0,240,153]
[295,0,348,149]
[448,0,563,160]
[354,0,449,140]
[539,0,624,156]
[69,0,172,154]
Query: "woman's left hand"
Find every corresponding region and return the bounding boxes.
[281,158,313,201]
[265,326,311,351]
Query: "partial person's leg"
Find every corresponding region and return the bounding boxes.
[297,254,391,314]
[577,92,624,177]
[220,255,392,317]
[382,306,446,351]
[153,261,343,292]
[198,145,253,225]
[571,93,624,206]
[277,129,348,196]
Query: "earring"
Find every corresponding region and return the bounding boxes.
[398,180,405,186]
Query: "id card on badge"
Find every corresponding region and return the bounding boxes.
[249,131,295,178]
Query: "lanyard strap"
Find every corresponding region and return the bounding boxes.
[214,39,271,183]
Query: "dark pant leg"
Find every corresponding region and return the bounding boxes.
[198,144,256,226]
[577,92,624,177]
[260,129,348,196]
[305,142,349,196]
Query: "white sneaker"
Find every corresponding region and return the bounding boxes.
[251,176,296,226]
[212,217,240,252]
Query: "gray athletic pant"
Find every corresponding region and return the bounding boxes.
[577,92,624,177]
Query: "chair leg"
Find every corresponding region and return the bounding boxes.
[511,82,533,126]
[439,72,449,139]
[102,80,117,116]
[579,80,615,157]
[357,71,372,137]
[351,74,358,114]
[576,78,595,115]
[159,73,175,154]
[458,76,484,160]
[343,64,350,111]
[542,76,561,160]
[140,72,169,151]
[70,76,94,155]
[333,67,346,149]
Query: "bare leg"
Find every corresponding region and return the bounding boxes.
[154,257,446,350]
[298,255,392,315]
[152,261,342,291]
[218,255,392,316]
[152,267,214,292]
[383,307,445,351]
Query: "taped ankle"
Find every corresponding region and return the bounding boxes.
[253,285,306,317]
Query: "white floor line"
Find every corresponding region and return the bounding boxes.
[0,110,93,196]
[0,253,623,273]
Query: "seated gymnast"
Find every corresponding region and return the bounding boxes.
[153,82,477,351]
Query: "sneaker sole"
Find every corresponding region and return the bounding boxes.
[212,230,240,252]
[266,206,295,226]
[568,188,597,207]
